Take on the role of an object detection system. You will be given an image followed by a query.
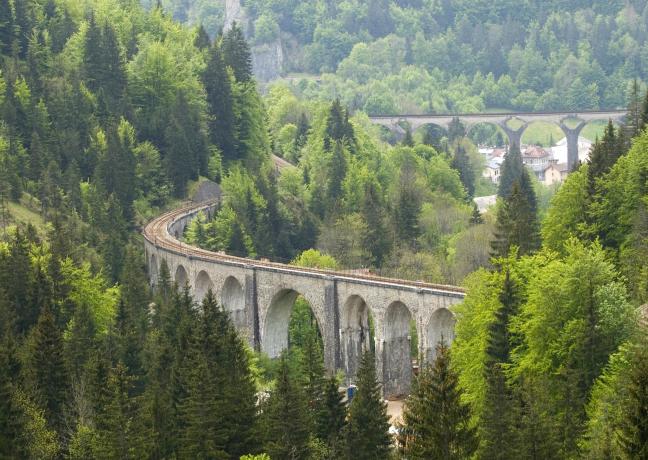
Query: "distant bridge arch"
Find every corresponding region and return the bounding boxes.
[371,110,626,170]
[144,201,465,397]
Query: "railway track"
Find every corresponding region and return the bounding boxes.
[143,200,466,296]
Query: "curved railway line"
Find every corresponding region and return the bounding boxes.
[143,200,466,296]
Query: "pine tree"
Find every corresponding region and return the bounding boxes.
[617,332,648,458]
[448,117,466,143]
[204,42,238,160]
[195,24,211,50]
[26,305,68,430]
[96,362,146,459]
[395,155,422,245]
[327,141,347,208]
[294,112,310,151]
[641,88,648,130]
[498,142,524,199]
[402,126,414,146]
[316,377,347,453]
[324,100,355,151]
[401,342,477,460]
[343,351,391,460]
[451,144,475,198]
[222,22,253,83]
[362,179,390,267]
[0,0,13,55]
[261,353,312,460]
[587,120,625,197]
[491,174,540,258]
[626,79,643,139]
[470,202,483,225]
[83,17,126,113]
[478,271,520,459]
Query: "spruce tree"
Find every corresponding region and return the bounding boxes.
[626,79,644,138]
[402,126,414,147]
[362,179,390,267]
[261,353,312,460]
[617,332,648,458]
[451,144,475,198]
[470,202,483,225]
[343,351,391,460]
[195,24,211,50]
[0,0,13,55]
[327,141,347,208]
[498,142,524,199]
[447,117,466,143]
[491,174,540,258]
[395,155,422,245]
[316,377,347,454]
[324,99,355,151]
[478,271,520,459]
[401,342,477,460]
[203,42,238,160]
[96,362,146,459]
[26,305,68,430]
[222,22,253,83]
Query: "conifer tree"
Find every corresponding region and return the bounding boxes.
[26,305,68,430]
[261,353,312,460]
[222,22,253,83]
[0,301,22,457]
[324,99,355,151]
[395,155,422,245]
[587,120,625,197]
[478,271,520,459]
[294,112,310,151]
[327,141,347,208]
[470,202,483,225]
[96,362,146,459]
[447,117,466,143]
[498,142,524,199]
[451,144,475,198]
[316,377,347,453]
[402,126,414,146]
[362,179,390,267]
[343,351,391,460]
[195,24,211,50]
[626,79,644,139]
[491,173,540,258]
[0,0,13,55]
[401,342,477,460]
[204,42,238,159]
[617,332,648,458]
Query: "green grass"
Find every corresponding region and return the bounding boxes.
[5,194,46,233]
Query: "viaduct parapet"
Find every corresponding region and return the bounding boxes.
[370,110,626,171]
[144,201,465,397]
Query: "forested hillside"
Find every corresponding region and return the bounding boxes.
[0,0,647,458]
[154,0,648,114]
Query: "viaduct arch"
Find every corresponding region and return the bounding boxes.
[143,201,465,397]
[370,110,626,171]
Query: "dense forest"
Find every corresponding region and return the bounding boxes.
[0,0,647,458]
[157,0,648,115]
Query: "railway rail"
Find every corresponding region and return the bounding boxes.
[143,200,466,296]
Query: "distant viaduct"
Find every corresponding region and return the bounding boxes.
[144,201,465,397]
[370,110,627,170]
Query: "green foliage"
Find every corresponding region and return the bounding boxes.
[261,353,312,460]
[343,351,391,460]
[401,342,477,460]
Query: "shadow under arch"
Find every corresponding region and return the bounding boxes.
[149,254,158,287]
[340,295,374,385]
[194,270,214,305]
[465,121,506,146]
[175,264,188,288]
[221,276,246,330]
[262,288,323,360]
[383,301,414,398]
[426,307,456,363]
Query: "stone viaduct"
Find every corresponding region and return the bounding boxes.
[370,110,626,171]
[143,201,465,397]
